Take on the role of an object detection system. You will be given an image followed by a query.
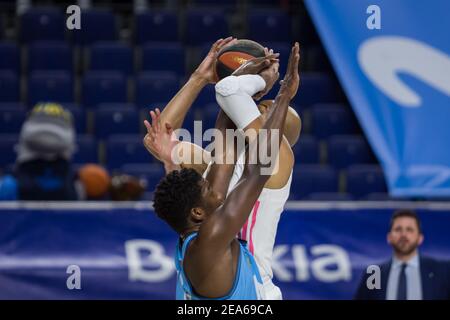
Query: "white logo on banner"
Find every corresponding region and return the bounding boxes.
[125,239,175,282]
[272,244,352,282]
[358,36,450,107]
[124,241,351,283]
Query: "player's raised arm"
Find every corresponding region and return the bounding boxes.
[197,42,300,249]
[159,37,236,130]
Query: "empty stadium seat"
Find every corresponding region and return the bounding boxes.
[185,9,228,45]
[290,164,338,200]
[141,43,185,75]
[0,71,19,102]
[28,71,73,105]
[64,104,86,134]
[94,107,140,139]
[0,107,26,134]
[120,163,165,192]
[327,135,372,169]
[345,164,387,198]
[28,41,73,73]
[72,9,117,45]
[311,104,356,139]
[72,135,98,164]
[0,135,18,166]
[293,73,336,107]
[20,7,65,43]
[292,135,320,164]
[82,72,127,108]
[89,42,134,76]
[105,135,154,169]
[135,11,179,44]
[248,10,291,43]
[135,72,179,107]
[0,42,20,73]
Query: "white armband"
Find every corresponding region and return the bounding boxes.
[215,75,266,129]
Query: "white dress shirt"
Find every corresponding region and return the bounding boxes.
[386,253,423,300]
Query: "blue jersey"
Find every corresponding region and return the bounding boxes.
[175,232,265,300]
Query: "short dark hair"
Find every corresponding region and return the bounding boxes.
[153,168,203,233]
[389,209,422,233]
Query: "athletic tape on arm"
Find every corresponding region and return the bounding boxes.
[215,75,266,129]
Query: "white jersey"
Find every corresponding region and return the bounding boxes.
[227,152,292,299]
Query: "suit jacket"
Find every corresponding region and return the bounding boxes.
[354,255,450,300]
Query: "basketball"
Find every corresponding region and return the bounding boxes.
[215,39,266,80]
[78,164,111,198]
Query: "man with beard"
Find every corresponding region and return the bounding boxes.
[355,209,450,300]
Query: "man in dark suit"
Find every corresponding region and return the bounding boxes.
[355,209,450,300]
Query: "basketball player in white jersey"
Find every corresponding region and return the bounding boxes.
[144,38,301,299]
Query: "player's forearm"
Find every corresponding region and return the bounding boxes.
[160,74,208,130]
[206,111,237,200]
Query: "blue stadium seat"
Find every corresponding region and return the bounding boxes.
[0,42,20,73]
[0,135,18,166]
[185,9,228,45]
[135,11,178,44]
[293,73,336,107]
[290,164,338,200]
[105,135,154,169]
[120,163,165,192]
[94,107,140,139]
[327,135,372,169]
[248,10,291,43]
[141,43,185,76]
[28,71,73,105]
[306,192,353,201]
[135,72,179,108]
[89,42,133,76]
[64,104,86,134]
[82,72,127,108]
[0,107,26,134]
[73,135,98,164]
[28,41,73,73]
[72,9,117,45]
[0,71,19,102]
[292,135,319,164]
[311,104,356,139]
[346,164,387,199]
[20,7,65,43]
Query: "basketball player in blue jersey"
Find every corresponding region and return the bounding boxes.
[148,43,300,300]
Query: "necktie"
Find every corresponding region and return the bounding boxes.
[397,263,407,300]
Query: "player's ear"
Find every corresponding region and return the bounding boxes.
[190,207,206,222]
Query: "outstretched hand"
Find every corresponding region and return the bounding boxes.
[193,37,237,84]
[231,52,279,77]
[279,42,300,100]
[143,108,180,164]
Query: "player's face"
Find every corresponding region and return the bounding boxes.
[387,217,423,256]
[199,178,224,214]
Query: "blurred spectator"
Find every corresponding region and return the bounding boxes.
[355,209,450,300]
[0,103,81,200]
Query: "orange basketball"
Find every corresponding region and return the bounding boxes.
[215,39,266,80]
[78,164,111,198]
